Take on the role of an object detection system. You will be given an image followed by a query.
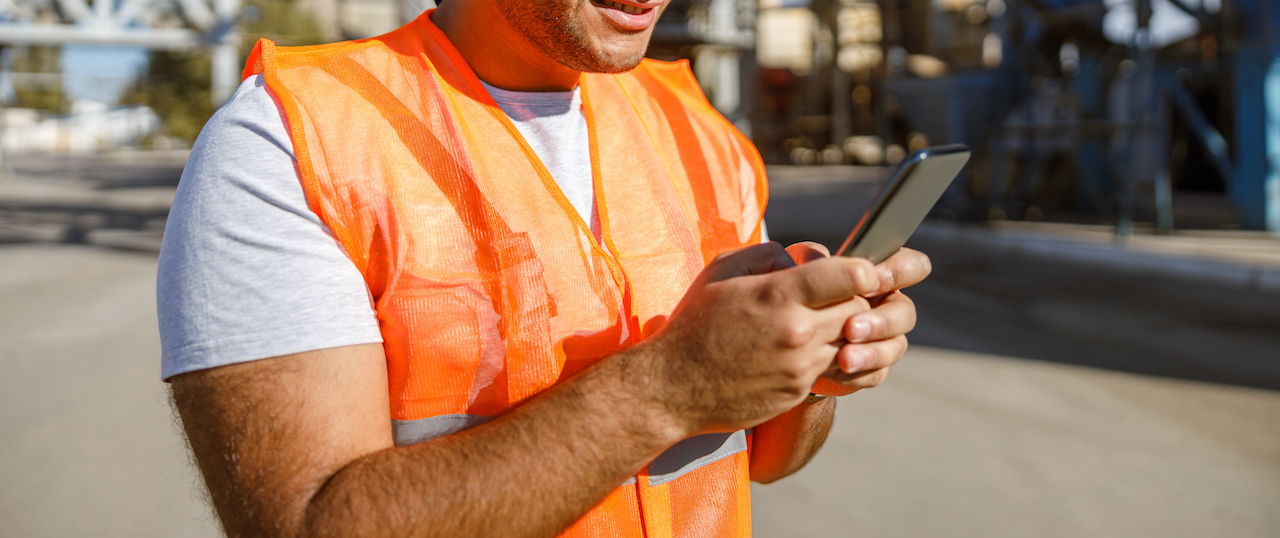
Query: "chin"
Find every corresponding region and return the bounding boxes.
[582,48,649,73]
[569,28,658,73]
[495,0,657,74]
[543,39,649,74]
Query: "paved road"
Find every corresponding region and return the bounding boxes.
[905,232,1280,391]
[1,161,1278,536]
[0,245,218,538]
[752,346,1280,538]
[755,168,1280,536]
[2,242,1277,537]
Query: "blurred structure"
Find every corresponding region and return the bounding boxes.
[2,0,1274,232]
[0,0,242,106]
[0,0,422,152]
[296,0,432,42]
[0,100,159,153]
[647,0,759,136]
[0,0,416,110]
[740,0,1280,232]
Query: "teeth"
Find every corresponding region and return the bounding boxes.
[601,0,644,14]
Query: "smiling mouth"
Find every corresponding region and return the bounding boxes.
[595,0,649,15]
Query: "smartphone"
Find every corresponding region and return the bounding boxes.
[836,145,971,263]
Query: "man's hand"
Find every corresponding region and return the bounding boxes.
[632,242,880,437]
[748,242,930,483]
[168,241,930,537]
[787,243,931,396]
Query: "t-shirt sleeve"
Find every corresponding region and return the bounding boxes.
[157,75,383,381]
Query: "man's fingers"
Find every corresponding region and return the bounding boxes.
[784,242,830,265]
[868,248,932,296]
[811,294,873,345]
[707,242,795,282]
[844,291,916,343]
[772,256,879,309]
[830,334,908,378]
[810,335,908,396]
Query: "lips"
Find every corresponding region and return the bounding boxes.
[590,0,657,31]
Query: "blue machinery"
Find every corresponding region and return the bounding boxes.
[1232,0,1280,231]
[877,0,1280,232]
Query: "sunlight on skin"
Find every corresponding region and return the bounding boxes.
[432,0,671,92]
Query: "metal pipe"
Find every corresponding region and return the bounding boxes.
[210,32,239,105]
[175,0,216,31]
[0,24,205,49]
[54,0,90,22]
[1167,81,1234,184]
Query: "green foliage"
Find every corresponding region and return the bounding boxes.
[123,50,212,143]
[9,45,68,113]
[126,0,326,143]
[241,0,327,48]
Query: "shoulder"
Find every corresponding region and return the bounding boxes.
[195,75,295,162]
[175,75,305,222]
[158,76,382,380]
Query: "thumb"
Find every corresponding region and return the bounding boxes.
[707,242,796,282]
[785,241,831,265]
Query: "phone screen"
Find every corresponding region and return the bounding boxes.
[836,145,970,263]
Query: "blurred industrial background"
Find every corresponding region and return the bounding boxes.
[0,0,1277,537]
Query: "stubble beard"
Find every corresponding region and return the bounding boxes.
[494,0,648,74]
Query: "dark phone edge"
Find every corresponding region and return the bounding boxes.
[835,144,970,257]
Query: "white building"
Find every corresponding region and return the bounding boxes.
[1,98,161,154]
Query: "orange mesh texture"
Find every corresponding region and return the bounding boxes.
[248,11,764,536]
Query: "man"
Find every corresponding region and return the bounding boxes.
[158,0,930,536]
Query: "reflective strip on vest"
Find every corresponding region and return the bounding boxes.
[646,430,748,486]
[393,415,747,487]
[392,414,493,446]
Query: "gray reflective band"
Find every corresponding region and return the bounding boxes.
[392,414,493,447]
[392,416,747,487]
[647,430,748,486]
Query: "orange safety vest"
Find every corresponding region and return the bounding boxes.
[245,10,766,537]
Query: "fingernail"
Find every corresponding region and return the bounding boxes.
[843,350,869,373]
[851,320,871,341]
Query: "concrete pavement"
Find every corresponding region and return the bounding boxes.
[912,221,1280,293]
[0,245,219,538]
[2,243,1277,537]
[0,153,175,251]
[752,346,1280,537]
[755,165,1280,536]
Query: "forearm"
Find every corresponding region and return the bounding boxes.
[748,396,836,484]
[174,345,686,538]
[302,354,679,537]
[177,244,912,536]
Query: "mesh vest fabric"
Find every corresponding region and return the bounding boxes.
[245,11,766,537]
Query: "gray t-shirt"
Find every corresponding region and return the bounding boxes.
[158,75,765,380]
[158,76,601,379]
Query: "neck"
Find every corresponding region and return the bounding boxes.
[430,2,581,92]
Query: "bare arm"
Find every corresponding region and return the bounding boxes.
[172,243,888,538]
[748,246,931,483]
[172,342,685,538]
[749,396,837,484]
